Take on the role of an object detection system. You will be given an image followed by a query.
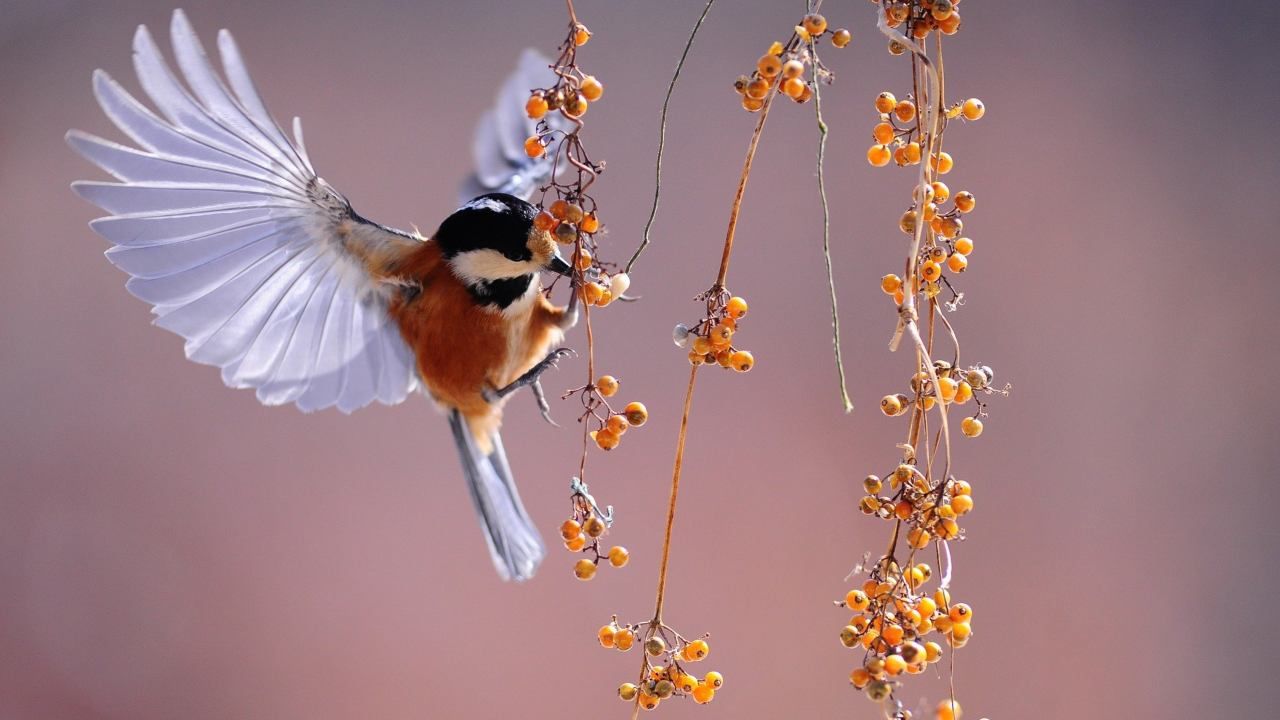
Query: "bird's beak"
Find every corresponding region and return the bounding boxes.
[546,253,573,277]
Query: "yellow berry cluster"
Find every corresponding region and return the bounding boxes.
[732,13,850,112]
[601,619,722,710]
[579,373,649,452]
[878,361,998,438]
[673,293,754,373]
[559,485,629,581]
[876,0,965,54]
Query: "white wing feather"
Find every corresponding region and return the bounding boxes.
[459,49,568,203]
[69,9,421,413]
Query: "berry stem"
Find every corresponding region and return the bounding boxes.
[625,0,717,275]
[651,365,699,624]
[810,38,854,414]
[715,77,777,288]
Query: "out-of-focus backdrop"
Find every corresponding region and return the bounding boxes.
[2,1,1278,718]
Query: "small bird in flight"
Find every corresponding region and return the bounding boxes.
[68,9,580,581]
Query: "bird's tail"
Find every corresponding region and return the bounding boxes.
[448,409,545,581]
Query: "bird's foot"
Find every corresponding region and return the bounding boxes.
[492,347,576,401]
[531,379,558,427]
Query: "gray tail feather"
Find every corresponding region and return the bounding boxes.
[448,410,545,581]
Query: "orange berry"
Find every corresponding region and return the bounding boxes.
[534,211,557,232]
[905,141,922,164]
[932,151,955,174]
[560,519,582,541]
[608,545,630,568]
[954,380,974,405]
[949,603,973,622]
[574,24,591,46]
[881,274,902,294]
[599,624,617,648]
[783,76,806,99]
[907,526,931,549]
[726,296,749,318]
[951,494,974,515]
[623,402,648,426]
[575,249,593,271]
[952,479,973,496]
[960,417,983,437]
[945,252,968,274]
[845,589,871,612]
[583,516,606,538]
[523,135,544,158]
[596,375,619,397]
[894,100,917,122]
[937,699,962,720]
[574,558,597,580]
[565,534,586,551]
[579,212,600,234]
[962,98,985,120]
[953,237,974,255]
[925,641,944,663]
[874,122,896,144]
[704,671,724,689]
[782,59,805,79]
[526,94,548,119]
[883,623,905,645]
[746,77,770,100]
[875,91,897,114]
[614,628,636,651]
[685,639,709,661]
[867,144,892,167]
[692,684,715,704]
[710,323,734,346]
[593,428,620,450]
[900,210,918,234]
[618,683,639,701]
[606,415,629,436]
[884,654,907,675]
[831,28,852,48]
[580,75,603,102]
[921,261,942,283]
[936,376,958,401]
[726,350,752,373]
[742,95,765,112]
[880,394,903,416]
[802,13,827,35]
[757,54,782,77]
[637,693,659,710]
[954,191,976,213]
[950,621,972,641]
[850,667,872,688]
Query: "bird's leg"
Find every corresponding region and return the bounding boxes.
[530,379,558,427]
[490,347,576,402]
[558,274,580,330]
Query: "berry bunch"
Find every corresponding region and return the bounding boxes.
[672,293,753,373]
[877,361,1000,439]
[526,2,642,582]
[602,618,723,710]
[731,13,850,112]
[560,479,629,581]
[838,2,1008,718]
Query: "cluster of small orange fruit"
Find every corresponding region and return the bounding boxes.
[876,0,965,55]
[560,505,629,581]
[600,621,722,710]
[838,562,975,709]
[583,374,649,451]
[878,361,996,438]
[523,24,598,144]
[673,295,754,372]
[731,13,850,112]
[858,460,974,545]
[866,91,984,169]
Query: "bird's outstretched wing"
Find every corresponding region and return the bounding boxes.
[69,9,422,413]
[458,49,568,204]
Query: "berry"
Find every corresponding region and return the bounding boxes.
[596,375,619,397]
[874,122,896,144]
[863,475,883,494]
[894,100,917,122]
[565,534,586,552]
[730,350,754,372]
[949,603,973,622]
[933,151,955,174]
[726,296,749,318]
[645,636,666,656]
[608,545,630,568]
[881,274,902,294]
[868,144,892,167]
[599,624,617,648]
[563,92,589,118]
[524,136,544,158]
[954,191,976,213]
[704,671,724,689]
[758,54,782,77]
[574,24,591,46]
[880,394,903,416]
[684,639,709,661]
[962,97,985,120]
[581,75,603,102]
[618,683,638,701]
[637,693,659,710]
[875,92,897,114]
[953,237,974,255]
[560,520,581,541]
[937,699,962,720]
[832,28,852,47]
[526,94,548,120]
[692,684,715,704]
[960,417,984,437]
[846,589,871,612]
[614,628,636,651]
[782,60,805,79]
[593,428,620,450]
[951,494,974,515]
[607,415,629,436]
[574,558,597,580]
[921,261,942,283]
[802,13,827,35]
[623,402,648,426]
[746,77,770,100]
[584,516,606,539]
[783,77,807,99]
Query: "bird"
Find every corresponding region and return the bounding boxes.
[67,9,581,581]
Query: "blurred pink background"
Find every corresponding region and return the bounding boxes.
[3,1,1278,718]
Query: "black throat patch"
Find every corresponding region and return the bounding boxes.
[467,274,533,310]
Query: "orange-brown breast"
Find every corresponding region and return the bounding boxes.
[385,241,568,442]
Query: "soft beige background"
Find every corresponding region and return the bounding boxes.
[2,1,1278,718]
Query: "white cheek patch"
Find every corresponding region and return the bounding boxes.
[450,248,537,284]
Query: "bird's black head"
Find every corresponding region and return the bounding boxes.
[436,194,571,309]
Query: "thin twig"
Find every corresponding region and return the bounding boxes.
[810,41,854,413]
[625,0,717,274]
